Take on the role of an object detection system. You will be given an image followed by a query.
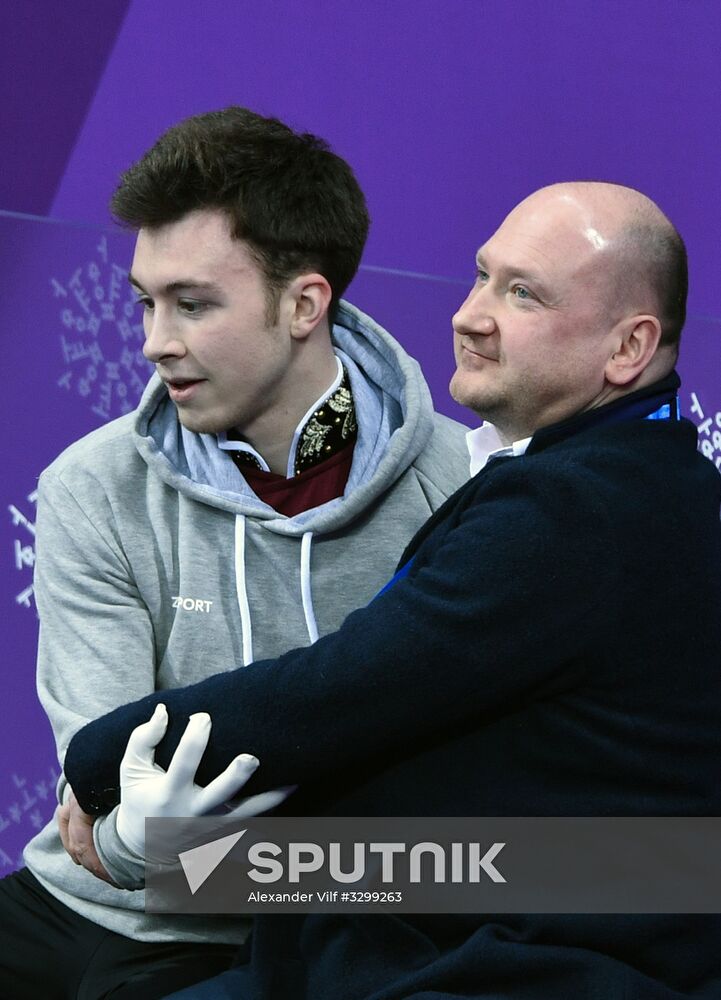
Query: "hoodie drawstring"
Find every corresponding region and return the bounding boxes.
[234,519,319,664]
[234,515,254,665]
[300,531,319,645]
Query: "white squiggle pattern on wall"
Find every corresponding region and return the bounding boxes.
[0,765,60,872]
[687,391,721,471]
[52,234,153,421]
[7,489,37,611]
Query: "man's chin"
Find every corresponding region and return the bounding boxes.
[450,380,504,426]
[450,373,488,411]
[175,410,230,437]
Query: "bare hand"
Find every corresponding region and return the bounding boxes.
[57,788,116,885]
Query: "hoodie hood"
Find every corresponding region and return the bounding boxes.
[133,300,437,537]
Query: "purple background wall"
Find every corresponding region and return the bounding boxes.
[2,0,720,868]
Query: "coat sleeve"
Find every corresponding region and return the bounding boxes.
[65,462,619,814]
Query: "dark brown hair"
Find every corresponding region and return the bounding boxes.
[111,106,370,321]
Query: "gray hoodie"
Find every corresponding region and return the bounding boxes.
[24,301,470,944]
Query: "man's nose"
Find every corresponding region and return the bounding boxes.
[452,287,497,337]
[142,309,186,363]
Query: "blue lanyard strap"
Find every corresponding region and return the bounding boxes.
[645,398,679,421]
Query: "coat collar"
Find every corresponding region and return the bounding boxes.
[527,371,681,456]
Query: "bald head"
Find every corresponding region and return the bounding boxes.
[450,181,684,441]
[511,182,687,351]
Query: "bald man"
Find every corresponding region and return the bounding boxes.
[66,183,721,999]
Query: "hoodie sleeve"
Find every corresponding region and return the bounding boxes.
[34,468,157,806]
[65,460,619,816]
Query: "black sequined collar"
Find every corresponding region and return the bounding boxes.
[231,366,357,477]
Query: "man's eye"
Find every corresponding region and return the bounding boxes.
[179,299,207,315]
[511,285,533,301]
[135,296,154,311]
[475,268,489,282]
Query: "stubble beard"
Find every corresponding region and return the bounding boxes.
[450,368,502,423]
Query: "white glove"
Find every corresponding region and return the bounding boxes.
[116,704,290,857]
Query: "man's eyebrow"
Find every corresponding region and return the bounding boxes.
[127,274,223,294]
[474,251,552,296]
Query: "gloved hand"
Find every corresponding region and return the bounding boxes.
[116,704,290,857]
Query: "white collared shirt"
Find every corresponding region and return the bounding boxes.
[466,423,532,477]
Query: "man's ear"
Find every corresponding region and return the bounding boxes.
[287,273,333,341]
[604,314,663,387]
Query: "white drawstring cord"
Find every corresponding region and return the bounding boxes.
[235,518,318,659]
[300,531,319,644]
[234,515,254,665]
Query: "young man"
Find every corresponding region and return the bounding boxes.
[0,107,469,998]
[68,182,721,998]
